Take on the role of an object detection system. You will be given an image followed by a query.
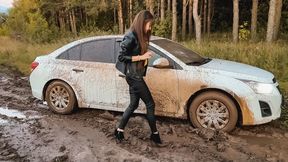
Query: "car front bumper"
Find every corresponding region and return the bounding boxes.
[240,84,282,125]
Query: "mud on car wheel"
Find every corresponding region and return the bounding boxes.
[45,81,76,114]
[189,91,238,132]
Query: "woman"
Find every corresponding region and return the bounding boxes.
[115,10,163,145]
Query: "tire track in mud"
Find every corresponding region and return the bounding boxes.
[0,65,288,161]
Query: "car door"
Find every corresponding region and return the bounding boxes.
[55,44,88,108]
[79,38,117,109]
[115,39,179,116]
[115,39,131,111]
[145,46,179,116]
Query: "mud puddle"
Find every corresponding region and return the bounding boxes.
[0,118,8,124]
[0,107,26,119]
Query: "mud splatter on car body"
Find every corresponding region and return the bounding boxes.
[29,35,282,129]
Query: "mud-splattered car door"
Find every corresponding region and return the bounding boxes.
[144,47,180,117]
[115,39,179,116]
[79,39,117,109]
[115,39,130,111]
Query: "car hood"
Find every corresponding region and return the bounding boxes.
[199,59,275,83]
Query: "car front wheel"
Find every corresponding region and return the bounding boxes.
[45,81,76,114]
[189,91,238,132]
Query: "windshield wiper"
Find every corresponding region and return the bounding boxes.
[186,58,212,66]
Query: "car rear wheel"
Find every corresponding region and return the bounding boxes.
[45,81,76,114]
[189,91,238,132]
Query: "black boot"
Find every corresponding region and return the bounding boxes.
[150,133,162,144]
[114,129,124,142]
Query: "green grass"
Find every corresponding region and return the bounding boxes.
[0,30,113,74]
[0,36,65,74]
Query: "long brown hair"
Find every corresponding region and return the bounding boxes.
[130,10,154,55]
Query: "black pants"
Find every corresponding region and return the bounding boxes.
[118,76,158,133]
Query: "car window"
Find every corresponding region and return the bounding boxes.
[151,39,205,65]
[115,40,121,63]
[115,39,181,69]
[57,45,81,60]
[148,47,179,69]
[68,45,81,60]
[57,51,68,59]
[148,52,164,67]
[81,39,114,63]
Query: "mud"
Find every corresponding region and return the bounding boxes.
[0,65,288,162]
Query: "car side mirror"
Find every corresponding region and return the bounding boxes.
[152,58,171,68]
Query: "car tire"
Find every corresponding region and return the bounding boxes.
[189,91,238,132]
[45,81,76,114]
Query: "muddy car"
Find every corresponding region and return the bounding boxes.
[29,35,282,132]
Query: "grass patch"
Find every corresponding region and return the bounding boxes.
[0,30,114,75]
[0,36,65,75]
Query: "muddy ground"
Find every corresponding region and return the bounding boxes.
[0,66,288,162]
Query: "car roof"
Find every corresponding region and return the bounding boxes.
[48,35,166,58]
[76,35,165,43]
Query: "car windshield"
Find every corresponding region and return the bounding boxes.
[151,39,210,65]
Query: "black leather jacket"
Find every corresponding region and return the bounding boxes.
[118,30,148,79]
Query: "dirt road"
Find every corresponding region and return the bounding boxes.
[0,65,288,162]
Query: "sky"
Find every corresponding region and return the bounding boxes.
[0,0,13,13]
[0,0,13,8]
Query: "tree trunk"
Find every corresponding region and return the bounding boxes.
[69,11,72,32]
[266,0,277,42]
[149,0,154,15]
[172,0,177,41]
[157,0,160,19]
[72,9,77,35]
[167,0,171,13]
[200,0,203,20]
[273,0,283,40]
[188,0,193,37]
[79,8,83,24]
[118,0,124,34]
[203,0,207,34]
[233,0,239,43]
[129,0,133,26]
[193,0,201,44]
[182,0,187,40]
[114,1,117,25]
[69,9,77,36]
[59,10,66,32]
[145,0,149,10]
[161,0,165,22]
[251,0,258,41]
[207,0,212,37]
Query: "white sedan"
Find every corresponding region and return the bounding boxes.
[29,35,283,132]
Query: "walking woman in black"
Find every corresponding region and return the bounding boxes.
[114,10,163,145]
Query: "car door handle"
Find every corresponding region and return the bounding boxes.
[72,69,84,73]
[118,74,125,78]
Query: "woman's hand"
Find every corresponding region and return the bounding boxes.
[132,51,154,62]
[140,51,153,60]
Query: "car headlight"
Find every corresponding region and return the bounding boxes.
[242,80,274,94]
